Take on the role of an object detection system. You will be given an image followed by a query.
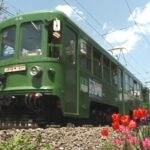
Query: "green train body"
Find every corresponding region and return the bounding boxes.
[142,87,150,110]
[0,11,147,124]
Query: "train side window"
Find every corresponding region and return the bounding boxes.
[137,84,141,98]
[111,63,118,85]
[129,77,134,95]
[125,74,130,92]
[118,68,123,90]
[103,56,110,81]
[93,48,102,77]
[118,68,123,101]
[133,81,140,97]
[1,26,16,58]
[143,88,149,103]
[80,39,91,71]
[64,26,76,64]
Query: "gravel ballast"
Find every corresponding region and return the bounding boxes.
[0,126,117,150]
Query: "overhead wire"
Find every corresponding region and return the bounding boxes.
[0,0,15,17]
[5,0,22,14]
[63,0,114,48]
[101,25,134,37]
[74,0,129,48]
[74,0,131,63]
[124,0,150,46]
[74,0,150,78]
[74,0,134,37]
[123,0,150,81]
[127,53,150,75]
[74,0,103,27]
[71,0,148,80]
[1,8,14,16]
[0,0,22,18]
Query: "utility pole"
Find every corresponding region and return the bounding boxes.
[0,0,8,21]
[0,0,4,20]
[0,0,4,11]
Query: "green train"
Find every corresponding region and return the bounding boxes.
[0,11,149,125]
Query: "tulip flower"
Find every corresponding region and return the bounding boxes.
[100,128,109,136]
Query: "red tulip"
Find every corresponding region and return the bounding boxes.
[141,108,148,119]
[121,115,130,126]
[112,121,120,130]
[100,128,109,136]
[133,109,140,120]
[112,113,121,122]
[128,120,137,129]
[133,108,148,120]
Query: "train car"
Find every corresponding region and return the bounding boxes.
[0,10,145,125]
[142,87,150,110]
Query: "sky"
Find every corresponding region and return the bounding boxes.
[2,0,150,86]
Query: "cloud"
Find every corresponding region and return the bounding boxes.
[128,2,150,25]
[105,27,141,53]
[105,2,150,53]
[128,2,150,34]
[55,4,84,21]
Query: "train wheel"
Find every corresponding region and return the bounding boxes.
[90,109,100,126]
[52,108,63,124]
[38,122,47,128]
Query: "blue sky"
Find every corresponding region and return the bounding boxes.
[3,0,150,86]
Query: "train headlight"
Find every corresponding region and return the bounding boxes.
[30,66,41,76]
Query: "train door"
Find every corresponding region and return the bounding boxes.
[63,25,78,115]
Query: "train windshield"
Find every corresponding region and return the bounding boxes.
[1,26,16,58]
[21,21,42,57]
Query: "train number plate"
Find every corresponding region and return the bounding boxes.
[4,64,26,73]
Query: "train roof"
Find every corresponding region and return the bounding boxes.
[0,10,142,84]
[0,10,65,26]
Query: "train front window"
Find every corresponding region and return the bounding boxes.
[21,21,42,57]
[1,26,16,58]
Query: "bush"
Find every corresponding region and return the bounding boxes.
[0,132,51,150]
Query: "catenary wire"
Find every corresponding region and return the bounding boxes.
[124,0,150,46]
[73,0,150,81]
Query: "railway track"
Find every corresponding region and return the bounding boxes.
[0,120,96,129]
[0,121,39,129]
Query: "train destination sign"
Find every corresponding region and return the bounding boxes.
[4,64,26,73]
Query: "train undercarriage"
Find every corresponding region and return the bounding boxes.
[0,93,63,128]
[0,93,119,128]
[89,102,119,126]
